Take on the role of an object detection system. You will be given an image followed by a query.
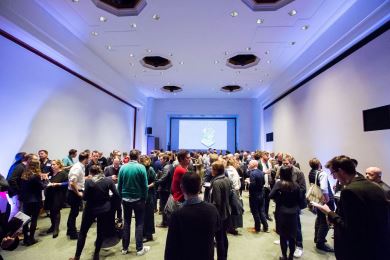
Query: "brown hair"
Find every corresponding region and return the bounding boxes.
[309,158,321,170]
[212,161,225,176]
[21,159,41,180]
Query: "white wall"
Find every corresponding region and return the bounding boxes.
[263,30,390,183]
[0,35,136,176]
[150,98,260,151]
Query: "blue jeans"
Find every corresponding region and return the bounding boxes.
[122,200,145,251]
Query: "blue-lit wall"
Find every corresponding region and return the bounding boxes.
[0,36,135,177]
[263,30,390,183]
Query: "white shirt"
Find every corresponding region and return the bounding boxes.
[68,162,85,191]
[226,166,241,191]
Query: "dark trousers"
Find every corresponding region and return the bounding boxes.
[159,191,170,226]
[314,200,335,245]
[249,195,268,231]
[263,187,271,217]
[49,209,61,234]
[296,211,303,248]
[216,218,229,260]
[67,191,82,235]
[22,202,40,242]
[75,210,110,258]
[280,235,295,259]
[122,200,145,251]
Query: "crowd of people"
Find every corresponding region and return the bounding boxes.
[0,148,389,260]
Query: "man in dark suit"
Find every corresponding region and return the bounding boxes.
[312,155,390,260]
[164,172,220,260]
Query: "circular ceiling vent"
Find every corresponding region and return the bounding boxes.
[221,85,242,93]
[92,0,147,16]
[242,0,295,11]
[141,56,173,70]
[227,54,259,69]
[161,85,182,93]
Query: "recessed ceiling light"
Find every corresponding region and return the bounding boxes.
[72,0,79,2]
[129,53,134,57]
[169,53,173,56]
[246,47,251,51]
[143,69,146,72]
[179,61,184,65]
[130,63,134,66]
[230,11,239,17]
[214,60,219,64]
[130,23,137,28]
[288,10,297,16]
[265,73,270,77]
[267,60,271,64]
[224,51,229,55]
[106,45,112,50]
[152,14,160,20]
[256,18,264,24]
[99,16,107,22]
[265,50,270,55]
[301,25,309,30]
[146,49,152,53]
[91,31,98,36]
[254,68,258,71]
[290,41,296,45]
[260,79,264,83]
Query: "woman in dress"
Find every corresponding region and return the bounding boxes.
[45,160,68,238]
[270,165,302,260]
[69,165,119,260]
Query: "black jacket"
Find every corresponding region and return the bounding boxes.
[328,176,390,260]
[210,175,231,220]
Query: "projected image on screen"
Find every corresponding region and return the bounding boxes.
[179,120,227,150]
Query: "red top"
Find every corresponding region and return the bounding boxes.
[171,165,187,202]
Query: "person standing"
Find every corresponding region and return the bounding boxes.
[312,155,390,260]
[171,150,191,204]
[270,166,302,260]
[164,172,220,260]
[63,149,77,172]
[155,153,173,228]
[45,160,68,238]
[69,165,119,260]
[139,155,156,242]
[247,160,269,233]
[308,158,335,252]
[365,166,390,200]
[20,159,45,246]
[210,161,231,260]
[66,152,89,240]
[118,150,150,256]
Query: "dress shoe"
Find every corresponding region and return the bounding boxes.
[266,216,273,221]
[69,233,79,240]
[316,244,335,253]
[53,230,59,238]
[143,236,153,243]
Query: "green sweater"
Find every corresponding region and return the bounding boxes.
[118,161,148,200]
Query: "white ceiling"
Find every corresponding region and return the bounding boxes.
[1,0,389,104]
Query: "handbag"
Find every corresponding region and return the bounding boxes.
[306,170,323,204]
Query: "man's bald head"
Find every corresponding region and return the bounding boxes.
[248,160,258,170]
[365,167,382,183]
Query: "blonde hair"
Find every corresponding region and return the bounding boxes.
[51,159,64,169]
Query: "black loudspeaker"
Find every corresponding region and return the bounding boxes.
[363,105,390,131]
[266,132,274,142]
[146,127,152,135]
